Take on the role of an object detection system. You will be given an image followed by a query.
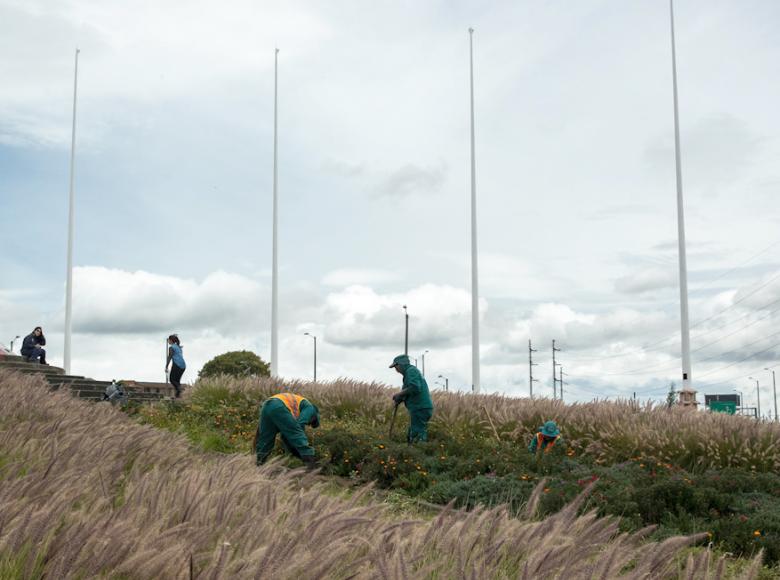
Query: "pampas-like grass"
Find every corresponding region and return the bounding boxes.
[0,370,763,578]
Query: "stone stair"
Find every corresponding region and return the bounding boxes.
[0,353,177,403]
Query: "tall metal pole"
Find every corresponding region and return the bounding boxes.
[422,349,429,378]
[528,339,538,397]
[64,48,80,375]
[767,369,778,422]
[468,28,481,394]
[403,305,409,355]
[669,0,692,393]
[270,48,279,377]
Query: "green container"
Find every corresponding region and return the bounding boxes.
[709,401,737,415]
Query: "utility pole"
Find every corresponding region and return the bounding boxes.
[553,339,561,399]
[528,340,538,397]
[766,368,778,422]
[559,367,566,402]
[749,376,761,419]
[403,305,409,355]
[64,48,80,375]
[438,374,449,392]
[270,48,280,377]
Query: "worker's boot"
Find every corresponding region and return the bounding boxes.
[301,455,318,471]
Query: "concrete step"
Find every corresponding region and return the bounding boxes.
[0,362,67,375]
[0,354,25,362]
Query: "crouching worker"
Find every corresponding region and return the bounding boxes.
[255,392,320,468]
[528,420,562,454]
[389,354,434,444]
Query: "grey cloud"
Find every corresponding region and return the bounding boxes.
[644,114,763,192]
[614,267,677,294]
[375,163,446,198]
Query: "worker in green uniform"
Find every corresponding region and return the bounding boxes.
[255,392,320,467]
[389,354,434,443]
[528,420,562,454]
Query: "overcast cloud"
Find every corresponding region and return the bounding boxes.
[2,0,780,414]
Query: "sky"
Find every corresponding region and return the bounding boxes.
[2,0,780,413]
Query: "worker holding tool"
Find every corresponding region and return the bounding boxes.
[255,392,320,467]
[528,420,563,454]
[389,354,434,444]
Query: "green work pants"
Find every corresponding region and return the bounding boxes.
[407,407,433,444]
[256,398,315,464]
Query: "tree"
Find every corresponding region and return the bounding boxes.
[199,351,270,379]
[666,382,677,409]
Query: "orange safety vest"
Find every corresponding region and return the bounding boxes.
[536,433,560,453]
[270,393,306,419]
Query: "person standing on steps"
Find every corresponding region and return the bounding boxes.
[21,327,47,364]
[389,354,434,444]
[165,334,186,398]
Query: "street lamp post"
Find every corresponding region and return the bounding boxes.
[9,336,20,354]
[403,305,409,356]
[304,333,317,383]
[734,389,743,414]
[438,374,449,392]
[421,349,429,378]
[749,377,761,419]
[765,368,777,422]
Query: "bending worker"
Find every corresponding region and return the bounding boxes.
[528,420,562,454]
[389,354,434,443]
[255,392,320,467]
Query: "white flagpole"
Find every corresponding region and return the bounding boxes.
[469,29,481,394]
[64,48,80,375]
[669,0,693,393]
[270,48,279,377]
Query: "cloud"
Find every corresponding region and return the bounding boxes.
[644,114,763,191]
[322,283,484,349]
[70,266,266,334]
[375,163,446,198]
[322,268,400,287]
[614,266,677,294]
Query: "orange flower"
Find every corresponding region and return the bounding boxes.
[754,530,761,537]
[543,488,550,493]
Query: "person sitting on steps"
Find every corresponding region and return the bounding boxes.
[20,327,47,364]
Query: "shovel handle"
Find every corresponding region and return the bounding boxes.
[388,403,400,438]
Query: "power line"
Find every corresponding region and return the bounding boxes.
[563,287,780,366]
[695,340,780,380]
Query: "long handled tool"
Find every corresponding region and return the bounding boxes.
[388,402,400,438]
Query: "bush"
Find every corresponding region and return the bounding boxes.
[199,351,270,379]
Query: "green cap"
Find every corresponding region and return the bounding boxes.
[389,354,410,368]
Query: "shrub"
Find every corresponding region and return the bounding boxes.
[198,351,270,379]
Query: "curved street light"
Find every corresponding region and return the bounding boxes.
[303,333,317,383]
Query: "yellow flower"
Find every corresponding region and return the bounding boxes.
[754,530,761,537]
[378,444,385,449]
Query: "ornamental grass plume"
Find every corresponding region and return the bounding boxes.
[194,374,780,473]
[0,370,765,578]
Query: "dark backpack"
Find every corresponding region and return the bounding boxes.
[103,381,127,405]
